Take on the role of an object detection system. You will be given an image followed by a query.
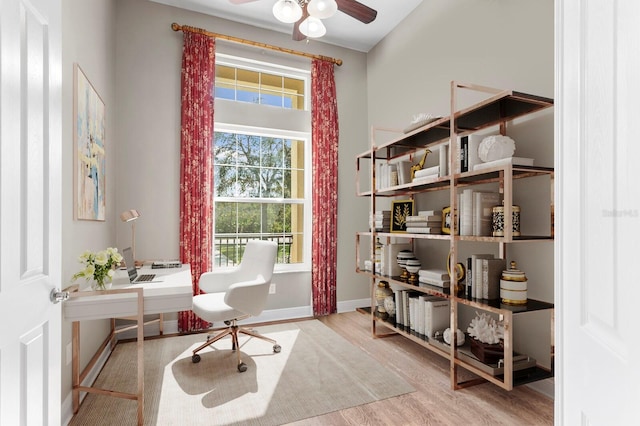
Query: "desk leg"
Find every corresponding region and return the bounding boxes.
[72,321,80,414]
[136,289,145,425]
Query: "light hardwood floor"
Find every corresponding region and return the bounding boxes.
[292,311,553,426]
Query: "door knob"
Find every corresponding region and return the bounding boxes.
[50,288,70,304]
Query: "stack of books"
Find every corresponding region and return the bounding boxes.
[412,165,440,184]
[405,210,442,234]
[370,210,391,232]
[458,189,501,236]
[465,254,506,300]
[418,268,450,288]
[393,290,450,339]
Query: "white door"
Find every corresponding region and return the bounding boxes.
[556,0,640,424]
[0,0,62,424]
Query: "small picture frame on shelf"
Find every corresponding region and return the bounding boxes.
[390,200,414,233]
[442,206,458,235]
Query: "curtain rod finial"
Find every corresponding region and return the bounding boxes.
[171,23,181,32]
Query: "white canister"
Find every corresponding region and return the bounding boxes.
[500,261,528,305]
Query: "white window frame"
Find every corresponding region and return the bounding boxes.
[213,55,312,273]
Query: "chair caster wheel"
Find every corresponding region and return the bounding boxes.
[273,344,281,353]
[192,354,201,363]
[206,335,212,342]
[238,362,247,372]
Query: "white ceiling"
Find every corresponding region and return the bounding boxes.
[150,0,423,52]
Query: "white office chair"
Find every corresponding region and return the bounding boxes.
[191,240,281,372]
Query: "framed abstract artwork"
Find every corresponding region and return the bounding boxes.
[73,63,106,221]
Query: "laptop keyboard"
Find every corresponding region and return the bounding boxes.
[136,274,155,282]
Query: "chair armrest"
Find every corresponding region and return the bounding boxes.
[224,277,270,317]
[198,269,243,294]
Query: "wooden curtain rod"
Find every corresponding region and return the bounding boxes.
[171,23,343,66]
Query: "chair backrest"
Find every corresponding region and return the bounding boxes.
[224,240,278,317]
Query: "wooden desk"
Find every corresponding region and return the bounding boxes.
[63,264,193,426]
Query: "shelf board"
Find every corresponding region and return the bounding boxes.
[369,91,553,160]
[454,297,554,313]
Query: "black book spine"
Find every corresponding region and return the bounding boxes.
[460,136,469,172]
[466,257,473,300]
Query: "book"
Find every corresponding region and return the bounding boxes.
[424,297,450,339]
[418,268,449,280]
[418,210,442,217]
[460,188,474,236]
[151,260,181,269]
[473,192,501,236]
[381,243,411,277]
[394,289,403,326]
[465,257,473,300]
[460,136,469,172]
[438,144,448,177]
[473,156,534,171]
[407,214,441,222]
[418,277,450,288]
[396,161,412,185]
[414,165,440,179]
[481,258,507,300]
[412,174,439,184]
[472,254,494,299]
[467,133,485,172]
[406,227,442,234]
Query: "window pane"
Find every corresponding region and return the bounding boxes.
[215,165,238,197]
[261,73,282,89]
[236,68,259,86]
[236,134,260,166]
[261,137,284,168]
[237,203,261,233]
[236,88,259,104]
[284,76,304,96]
[261,89,284,107]
[215,202,238,233]
[261,168,284,198]
[214,132,237,165]
[236,166,260,197]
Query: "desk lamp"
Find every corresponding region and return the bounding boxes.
[120,209,140,261]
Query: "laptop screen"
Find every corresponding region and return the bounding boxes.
[121,247,138,282]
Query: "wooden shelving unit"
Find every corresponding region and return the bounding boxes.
[355,81,554,391]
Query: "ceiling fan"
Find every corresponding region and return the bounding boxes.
[228,0,377,41]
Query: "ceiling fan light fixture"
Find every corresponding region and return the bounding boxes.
[307,0,338,19]
[272,0,303,24]
[299,16,327,38]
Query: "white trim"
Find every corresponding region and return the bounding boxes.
[527,378,555,400]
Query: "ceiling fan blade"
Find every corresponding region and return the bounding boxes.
[335,0,377,24]
[292,4,309,41]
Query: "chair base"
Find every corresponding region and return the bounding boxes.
[191,319,281,372]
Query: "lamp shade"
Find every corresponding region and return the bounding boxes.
[299,16,327,38]
[120,209,140,222]
[307,0,338,19]
[272,0,303,24]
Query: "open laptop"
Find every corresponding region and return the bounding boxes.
[122,247,161,283]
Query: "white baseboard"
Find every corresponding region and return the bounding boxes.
[526,378,554,400]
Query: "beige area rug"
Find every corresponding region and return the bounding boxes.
[70,320,414,425]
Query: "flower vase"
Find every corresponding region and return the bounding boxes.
[91,279,112,291]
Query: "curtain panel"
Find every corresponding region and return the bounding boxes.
[311,59,339,316]
[178,32,216,332]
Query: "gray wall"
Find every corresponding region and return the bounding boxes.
[61,0,117,402]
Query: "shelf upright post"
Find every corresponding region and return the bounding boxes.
[449,81,460,389]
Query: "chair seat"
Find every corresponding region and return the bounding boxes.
[193,292,244,323]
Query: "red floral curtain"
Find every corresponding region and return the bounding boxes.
[178,32,215,332]
[311,59,339,316]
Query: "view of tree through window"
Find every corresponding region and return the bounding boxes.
[213,57,309,268]
[214,131,305,266]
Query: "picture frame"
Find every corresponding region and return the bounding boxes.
[390,200,414,233]
[74,63,106,221]
[441,206,458,235]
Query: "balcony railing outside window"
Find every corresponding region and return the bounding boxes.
[214,233,293,267]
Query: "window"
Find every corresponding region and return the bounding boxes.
[213,55,311,270]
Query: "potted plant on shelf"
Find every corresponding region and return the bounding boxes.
[467,311,505,364]
[72,247,123,291]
